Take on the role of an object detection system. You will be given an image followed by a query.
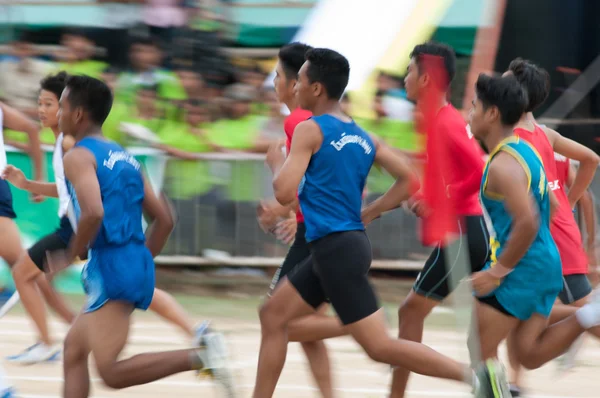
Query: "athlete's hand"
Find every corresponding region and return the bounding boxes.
[408,198,430,218]
[2,165,28,189]
[361,207,380,226]
[31,193,45,203]
[257,200,278,233]
[587,240,597,267]
[275,217,297,245]
[471,270,501,296]
[45,249,75,274]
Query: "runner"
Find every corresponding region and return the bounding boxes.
[252,47,506,398]
[257,42,341,398]
[390,42,490,398]
[469,74,600,391]
[499,59,600,396]
[49,75,235,397]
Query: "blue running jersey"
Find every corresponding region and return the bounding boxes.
[480,136,562,320]
[67,137,146,249]
[299,115,376,242]
[67,136,153,313]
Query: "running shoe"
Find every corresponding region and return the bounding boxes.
[509,384,521,397]
[193,322,236,398]
[0,388,16,398]
[557,334,584,373]
[473,359,511,398]
[6,343,61,365]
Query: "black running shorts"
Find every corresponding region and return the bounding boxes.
[558,274,592,304]
[268,222,309,294]
[28,216,73,272]
[288,230,379,325]
[0,179,16,219]
[413,215,491,300]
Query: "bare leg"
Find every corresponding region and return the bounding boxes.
[253,280,473,398]
[86,301,196,391]
[254,281,318,398]
[63,313,91,398]
[300,341,334,398]
[298,305,335,398]
[474,300,519,362]
[12,253,52,345]
[148,288,194,338]
[36,272,76,324]
[288,312,346,342]
[506,329,523,389]
[389,291,440,398]
[515,313,585,369]
[0,218,23,269]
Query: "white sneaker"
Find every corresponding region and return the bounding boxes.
[198,330,236,398]
[6,343,61,365]
[0,388,16,398]
[557,334,584,373]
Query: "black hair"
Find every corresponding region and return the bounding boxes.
[14,30,34,44]
[278,42,313,79]
[131,35,160,48]
[508,58,550,112]
[410,41,456,90]
[475,74,528,126]
[40,71,69,100]
[304,48,350,100]
[65,75,113,125]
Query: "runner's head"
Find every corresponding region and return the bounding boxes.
[405,42,456,101]
[470,74,528,140]
[59,75,112,137]
[504,58,550,112]
[295,48,350,111]
[274,42,313,105]
[39,71,68,129]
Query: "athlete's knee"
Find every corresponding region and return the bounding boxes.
[63,329,87,368]
[96,364,124,389]
[398,293,435,325]
[12,254,39,283]
[258,299,287,331]
[360,337,393,363]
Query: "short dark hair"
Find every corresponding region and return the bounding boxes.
[305,48,350,100]
[278,42,313,79]
[508,58,550,112]
[40,71,69,100]
[475,74,528,126]
[65,75,113,125]
[410,42,456,90]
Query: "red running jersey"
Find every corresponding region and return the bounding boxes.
[515,127,588,275]
[284,108,312,223]
[420,105,484,245]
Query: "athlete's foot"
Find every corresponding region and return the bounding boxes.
[557,334,584,374]
[194,323,236,397]
[576,289,600,329]
[6,343,61,365]
[473,359,511,398]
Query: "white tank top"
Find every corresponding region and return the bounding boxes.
[53,133,71,218]
[0,107,7,172]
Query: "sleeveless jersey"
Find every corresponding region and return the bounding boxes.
[515,126,588,275]
[481,136,562,319]
[67,136,146,249]
[298,115,375,242]
[53,133,72,218]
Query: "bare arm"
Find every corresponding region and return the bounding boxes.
[142,175,175,257]
[0,102,43,182]
[361,136,419,223]
[568,165,597,264]
[486,152,540,269]
[544,126,600,207]
[62,148,104,261]
[269,120,320,206]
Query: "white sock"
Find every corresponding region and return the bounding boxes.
[576,304,598,329]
